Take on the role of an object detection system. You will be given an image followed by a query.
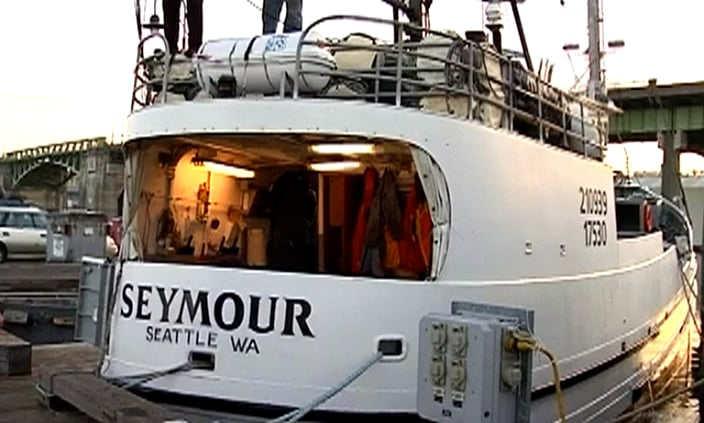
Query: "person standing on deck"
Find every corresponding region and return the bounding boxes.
[262,0,302,34]
[162,0,204,57]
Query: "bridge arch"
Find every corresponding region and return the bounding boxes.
[0,137,109,190]
[12,159,79,189]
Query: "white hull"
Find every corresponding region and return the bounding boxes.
[108,100,698,421]
[103,250,693,421]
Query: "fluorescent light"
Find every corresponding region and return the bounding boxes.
[309,161,361,172]
[310,143,375,155]
[200,160,255,178]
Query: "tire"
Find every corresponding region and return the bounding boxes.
[0,243,6,264]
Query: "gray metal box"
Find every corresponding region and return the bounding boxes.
[46,209,107,262]
[417,302,534,423]
[74,257,115,348]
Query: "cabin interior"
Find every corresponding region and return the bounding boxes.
[126,135,433,281]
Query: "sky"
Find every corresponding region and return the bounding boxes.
[1,0,703,172]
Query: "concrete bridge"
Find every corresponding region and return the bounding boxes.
[607,79,704,200]
[608,80,704,151]
[0,138,124,216]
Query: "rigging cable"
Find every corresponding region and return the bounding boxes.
[680,265,701,336]
[242,0,284,28]
[107,361,207,390]
[135,0,143,39]
[609,375,704,422]
[268,351,384,423]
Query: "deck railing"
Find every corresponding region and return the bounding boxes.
[131,14,618,159]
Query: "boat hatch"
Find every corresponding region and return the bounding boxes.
[120,134,450,281]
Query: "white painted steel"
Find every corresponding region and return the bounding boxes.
[104,98,696,421]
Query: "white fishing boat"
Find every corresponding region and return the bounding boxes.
[100,0,699,421]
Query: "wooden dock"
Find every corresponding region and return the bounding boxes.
[0,334,268,423]
[0,261,81,345]
[0,341,98,423]
[0,262,81,292]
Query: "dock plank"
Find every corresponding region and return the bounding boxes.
[0,343,98,423]
[0,342,273,423]
[38,369,178,423]
[0,262,80,292]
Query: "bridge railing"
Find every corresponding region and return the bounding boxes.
[0,138,110,162]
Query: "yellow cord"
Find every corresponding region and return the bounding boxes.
[536,345,567,423]
[510,332,567,423]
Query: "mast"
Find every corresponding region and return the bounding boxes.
[586,0,604,100]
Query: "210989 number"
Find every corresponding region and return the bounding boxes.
[579,187,608,216]
[583,219,607,247]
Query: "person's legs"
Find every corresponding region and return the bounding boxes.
[283,0,302,33]
[185,0,204,55]
[262,0,285,34]
[162,0,182,54]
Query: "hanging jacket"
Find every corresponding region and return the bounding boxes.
[365,168,402,247]
[351,167,379,274]
[398,176,433,276]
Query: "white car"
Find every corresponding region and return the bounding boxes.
[0,206,48,263]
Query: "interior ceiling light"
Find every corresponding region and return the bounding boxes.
[197,160,255,178]
[310,143,375,155]
[309,161,361,172]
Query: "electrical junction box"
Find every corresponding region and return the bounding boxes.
[416,302,534,423]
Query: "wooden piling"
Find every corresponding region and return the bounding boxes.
[0,328,31,376]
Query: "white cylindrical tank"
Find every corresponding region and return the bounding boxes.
[568,102,604,158]
[196,31,337,96]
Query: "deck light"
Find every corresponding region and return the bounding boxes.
[310,143,376,155]
[198,160,255,178]
[309,161,361,172]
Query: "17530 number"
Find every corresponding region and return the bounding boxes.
[583,219,607,247]
[579,186,608,247]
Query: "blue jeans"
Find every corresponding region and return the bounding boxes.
[262,0,302,34]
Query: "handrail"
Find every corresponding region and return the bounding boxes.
[129,14,616,159]
[130,32,171,112]
[290,14,613,156]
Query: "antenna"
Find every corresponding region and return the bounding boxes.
[586,0,603,100]
[562,1,624,98]
[623,145,631,178]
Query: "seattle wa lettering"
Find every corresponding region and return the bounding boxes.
[119,283,315,355]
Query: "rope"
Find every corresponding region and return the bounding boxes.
[268,351,384,423]
[106,361,206,390]
[680,266,701,336]
[610,263,700,422]
[610,376,704,422]
[242,0,284,27]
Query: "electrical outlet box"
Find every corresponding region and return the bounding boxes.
[417,302,534,423]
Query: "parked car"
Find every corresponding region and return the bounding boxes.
[0,205,49,263]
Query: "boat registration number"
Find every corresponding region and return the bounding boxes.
[579,186,608,247]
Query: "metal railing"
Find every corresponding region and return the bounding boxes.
[130,14,616,158]
[291,15,613,157]
[131,32,172,112]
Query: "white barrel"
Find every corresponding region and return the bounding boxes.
[196,31,336,96]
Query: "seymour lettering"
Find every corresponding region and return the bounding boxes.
[120,283,315,338]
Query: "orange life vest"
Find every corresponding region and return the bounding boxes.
[399,181,433,276]
[351,167,379,274]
